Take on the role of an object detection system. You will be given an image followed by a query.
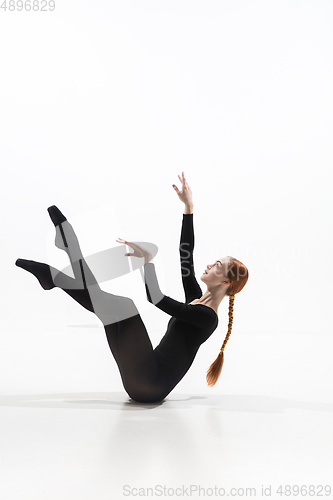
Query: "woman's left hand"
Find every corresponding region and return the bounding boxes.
[116,238,152,260]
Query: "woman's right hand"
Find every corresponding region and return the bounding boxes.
[172,171,194,206]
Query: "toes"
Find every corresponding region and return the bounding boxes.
[47,205,67,226]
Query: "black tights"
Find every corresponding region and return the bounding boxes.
[17,216,168,403]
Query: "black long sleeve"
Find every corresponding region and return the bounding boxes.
[144,262,215,327]
[179,213,203,303]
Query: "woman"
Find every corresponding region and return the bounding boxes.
[15,172,249,403]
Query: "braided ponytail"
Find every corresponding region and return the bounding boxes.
[206,294,235,386]
[206,255,249,387]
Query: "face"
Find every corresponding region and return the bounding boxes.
[200,257,231,288]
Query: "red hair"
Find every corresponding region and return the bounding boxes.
[206,257,249,387]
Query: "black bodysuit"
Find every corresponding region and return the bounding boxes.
[141,214,219,401]
[16,210,219,404]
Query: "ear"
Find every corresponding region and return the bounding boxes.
[222,279,231,286]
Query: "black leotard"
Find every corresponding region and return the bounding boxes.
[143,214,218,398]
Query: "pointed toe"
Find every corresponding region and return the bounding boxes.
[16,258,26,268]
[47,205,67,226]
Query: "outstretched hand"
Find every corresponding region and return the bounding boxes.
[116,238,152,260]
[172,171,193,206]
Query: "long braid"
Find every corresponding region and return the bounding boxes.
[206,294,235,386]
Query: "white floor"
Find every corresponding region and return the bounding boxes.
[1,330,332,500]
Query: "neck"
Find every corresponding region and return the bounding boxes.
[197,286,228,311]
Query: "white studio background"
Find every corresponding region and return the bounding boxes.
[1,1,333,399]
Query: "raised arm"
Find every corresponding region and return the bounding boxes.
[173,172,202,302]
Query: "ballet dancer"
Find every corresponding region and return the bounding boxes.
[15,172,249,403]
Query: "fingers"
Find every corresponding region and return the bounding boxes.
[178,172,185,185]
[173,172,190,194]
[182,171,189,187]
[176,171,187,188]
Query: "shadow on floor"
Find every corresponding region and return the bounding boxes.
[0,392,332,413]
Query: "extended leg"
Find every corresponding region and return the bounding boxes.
[47,205,101,290]
[16,206,167,402]
[46,205,140,325]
